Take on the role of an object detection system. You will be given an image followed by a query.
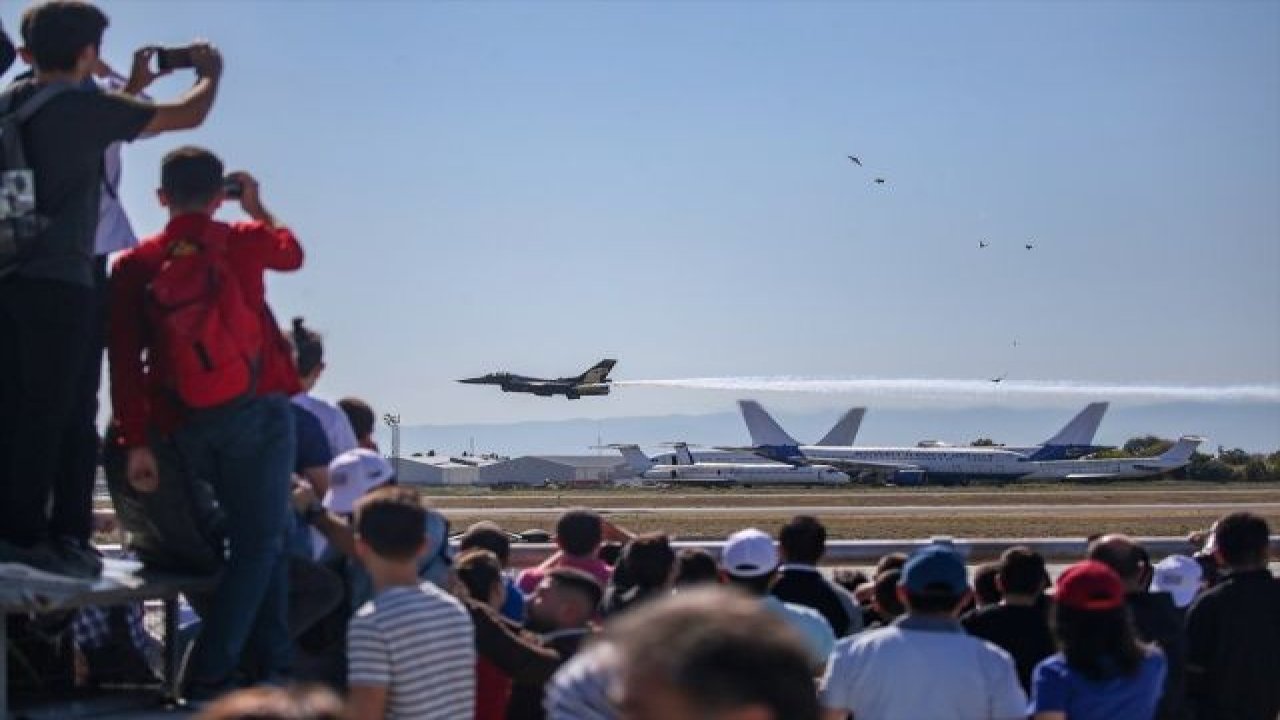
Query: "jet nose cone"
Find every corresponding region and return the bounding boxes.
[458,377,487,384]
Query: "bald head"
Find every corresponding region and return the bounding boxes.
[1087,534,1151,591]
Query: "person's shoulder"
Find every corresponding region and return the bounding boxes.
[1033,652,1069,678]
[841,624,900,653]
[416,580,470,616]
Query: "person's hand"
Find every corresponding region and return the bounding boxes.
[189,41,223,80]
[122,46,167,95]
[226,171,269,221]
[291,478,318,513]
[127,447,160,493]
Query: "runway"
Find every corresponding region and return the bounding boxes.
[438,501,1278,517]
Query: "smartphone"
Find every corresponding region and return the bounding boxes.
[156,47,195,72]
[223,177,243,200]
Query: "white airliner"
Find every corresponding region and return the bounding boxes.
[613,443,850,487]
[650,407,866,465]
[736,400,1202,484]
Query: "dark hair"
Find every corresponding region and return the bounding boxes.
[973,562,1003,605]
[161,146,225,210]
[458,522,511,566]
[611,588,821,719]
[999,546,1048,596]
[1051,604,1148,681]
[1087,536,1148,583]
[873,570,905,619]
[21,1,108,72]
[555,507,603,557]
[833,569,869,593]
[778,515,826,565]
[195,684,345,720]
[904,590,963,615]
[675,547,720,587]
[619,534,676,591]
[1214,512,1271,568]
[455,549,504,603]
[338,398,375,442]
[547,567,604,612]
[354,487,426,561]
[875,552,908,576]
[290,318,324,378]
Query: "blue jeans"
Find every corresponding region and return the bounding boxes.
[176,393,295,688]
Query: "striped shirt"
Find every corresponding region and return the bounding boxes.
[348,582,476,720]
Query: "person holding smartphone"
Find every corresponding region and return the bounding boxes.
[0,0,223,578]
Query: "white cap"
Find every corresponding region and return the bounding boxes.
[324,449,395,515]
[722,528,778,578]
[1152,554,1203,609]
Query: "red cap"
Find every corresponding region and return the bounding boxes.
[1055,561,1126,611]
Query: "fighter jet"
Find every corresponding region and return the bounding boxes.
[458,359,617,399]
[990,372,1008,384]
[1025,242,1034,250]
[979,240,988,248]
[873,177,886,185]
[847,155,862,166]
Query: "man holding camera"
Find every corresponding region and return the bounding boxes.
[109,146,304,697]
[0,0,222,577]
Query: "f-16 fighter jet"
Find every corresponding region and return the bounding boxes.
[459,359,616,399]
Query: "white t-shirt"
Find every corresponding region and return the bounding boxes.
[348,582,475,720]
[93,76,140,257]
[820,616,1027,720]
[293,393,359,457]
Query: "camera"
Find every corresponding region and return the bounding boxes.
[223,176,243,200]
[155,47,195,72]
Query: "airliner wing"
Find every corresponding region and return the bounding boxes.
[1063,473,1119,481]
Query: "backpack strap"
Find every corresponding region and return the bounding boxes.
[0,81,76,122]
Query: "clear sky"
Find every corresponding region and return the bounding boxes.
[18,0,1278,426]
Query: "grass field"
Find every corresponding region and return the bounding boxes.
[420,482,1280,540]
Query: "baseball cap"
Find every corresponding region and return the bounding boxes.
[900,544,969,595]
[324,448,395,515]
[1151,554,1203,609]
[722,528,778,578]
[1055,560,1126,611]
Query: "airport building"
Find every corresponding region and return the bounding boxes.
[396,452,632,487]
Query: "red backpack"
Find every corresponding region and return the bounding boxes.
[147,222,263,409]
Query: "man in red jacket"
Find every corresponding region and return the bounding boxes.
[108,146,302,698]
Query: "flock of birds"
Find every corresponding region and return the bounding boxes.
[847,154,1036,251]
[847,153,1024,384]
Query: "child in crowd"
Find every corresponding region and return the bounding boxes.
[347,487,474,720]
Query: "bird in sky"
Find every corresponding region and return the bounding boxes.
[847,155,862,166]
[873,177,886,185]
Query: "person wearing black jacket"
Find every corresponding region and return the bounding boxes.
[1185,512,1280,720]
[770,515,862,637]
[962,546,1055,694]
[1089,534,1191,720]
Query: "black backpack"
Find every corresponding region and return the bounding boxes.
[0,82,73,278]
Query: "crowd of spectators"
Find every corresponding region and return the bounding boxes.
[0,3,1277,720]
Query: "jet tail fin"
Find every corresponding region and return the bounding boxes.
[611,444,653,473]
[578,359,616,384]
[1158,436,1204,464]
[815,407,865,447]
[738,400,800,448]
[1043,402,1109,447]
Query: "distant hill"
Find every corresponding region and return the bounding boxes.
[392,402,1280,458]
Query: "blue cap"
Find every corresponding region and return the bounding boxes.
[900,544,968,595]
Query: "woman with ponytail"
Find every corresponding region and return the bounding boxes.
[289,317,358,457]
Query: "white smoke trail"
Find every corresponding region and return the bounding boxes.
[616,377,1280,403]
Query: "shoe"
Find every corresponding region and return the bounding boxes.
[53,537,104,579]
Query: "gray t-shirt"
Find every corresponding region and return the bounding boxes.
[8,79,153,286]
[820,615,1027,720]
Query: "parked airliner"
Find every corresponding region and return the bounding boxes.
[613,443,850,487]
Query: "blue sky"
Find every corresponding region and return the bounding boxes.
[16,0,1278,427]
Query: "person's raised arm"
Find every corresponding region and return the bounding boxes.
[292,482,356,557]
[141,42,221,135]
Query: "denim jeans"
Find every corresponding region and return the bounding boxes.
[176,393,295,688]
